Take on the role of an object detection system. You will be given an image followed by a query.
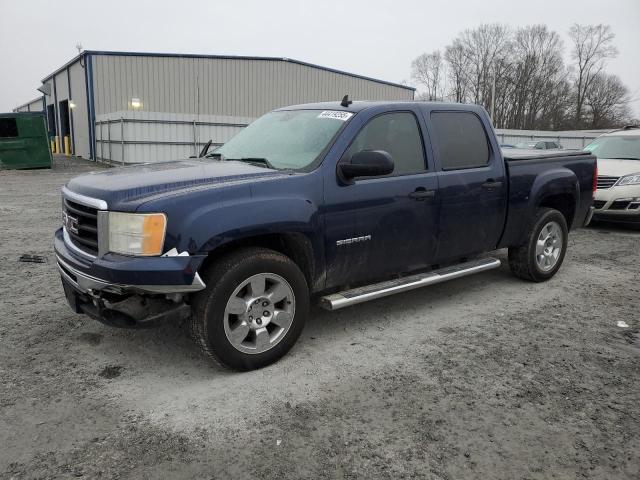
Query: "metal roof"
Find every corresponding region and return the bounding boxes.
[13,96,44,110]
[41,50,415,92]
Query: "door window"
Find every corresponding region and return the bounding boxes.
[345,112,426,175]
[431,112,490,170]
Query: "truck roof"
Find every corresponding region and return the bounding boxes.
[277,100,488,114]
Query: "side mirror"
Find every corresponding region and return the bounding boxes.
[338,150,394,183]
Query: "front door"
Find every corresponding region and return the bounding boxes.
[324,109,439,288]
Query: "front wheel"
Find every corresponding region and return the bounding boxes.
[508,208,568,282]
[190,247,309,371]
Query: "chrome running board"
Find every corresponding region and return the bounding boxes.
[319,257,501,311]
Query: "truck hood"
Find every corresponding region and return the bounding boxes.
[65,159,288,209]
[597,158,640,177]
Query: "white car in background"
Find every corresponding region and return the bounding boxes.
[586,126,640,229]
[515,140,563,150]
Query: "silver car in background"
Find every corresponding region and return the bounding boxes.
[586,126,640,229]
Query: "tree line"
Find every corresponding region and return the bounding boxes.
[410,23,635,130]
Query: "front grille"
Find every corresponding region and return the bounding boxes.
[63,198,99,256]
[596,176,619,189]
[593,200,607,209]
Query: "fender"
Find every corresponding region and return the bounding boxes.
[137,171,326,290]
[530,167,580,214]
[500,166,579,248]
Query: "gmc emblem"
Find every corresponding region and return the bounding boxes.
[62,211,79,235]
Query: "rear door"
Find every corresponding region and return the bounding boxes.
[426,109,507,262]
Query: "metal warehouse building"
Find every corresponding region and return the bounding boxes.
[14,97,46,113]
[16,50,414,163]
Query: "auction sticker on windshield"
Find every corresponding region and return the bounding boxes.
[317,111,354,121]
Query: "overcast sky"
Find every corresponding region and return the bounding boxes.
[1,0,639,118]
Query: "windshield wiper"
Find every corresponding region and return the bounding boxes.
[227,157,277,169]
[608,157,640,160]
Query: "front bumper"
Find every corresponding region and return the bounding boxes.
[593,184,640,225]
[591,209,640,225]
[54,228,206,295]
[55,228,207,327]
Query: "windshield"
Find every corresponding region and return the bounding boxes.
[213,109,353,170]
[584,135,640,160]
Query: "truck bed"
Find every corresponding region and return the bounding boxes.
[502,148,590,161]
[499,149,596,249]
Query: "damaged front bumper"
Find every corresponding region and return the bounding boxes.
[54,228,207,328]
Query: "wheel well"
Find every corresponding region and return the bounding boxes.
[199,233,315,287]
[539,194,576,229]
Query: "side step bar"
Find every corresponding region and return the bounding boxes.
[319,257,501,311]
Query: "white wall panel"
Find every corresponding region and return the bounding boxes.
[91,54,413,118]
[68,61,90,158]
[88,53,413,163]
[495,128,604,150]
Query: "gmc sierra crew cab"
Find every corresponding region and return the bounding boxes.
[54,100,597,370]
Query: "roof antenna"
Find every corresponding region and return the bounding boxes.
[341,95,352,108]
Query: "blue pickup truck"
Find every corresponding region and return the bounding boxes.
[55,100,596,370]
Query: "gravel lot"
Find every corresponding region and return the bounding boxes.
[1,157,639,479]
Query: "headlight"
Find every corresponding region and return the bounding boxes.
[108,212,167,256]
[617,173,640,186]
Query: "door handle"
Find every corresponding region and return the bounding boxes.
[409,188,436,200]
[481,179,503,189]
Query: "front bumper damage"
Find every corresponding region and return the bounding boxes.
[54,228,206,328]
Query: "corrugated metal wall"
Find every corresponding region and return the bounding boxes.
[91,55,413,117]
[95,112,252,163]
[68,60,90,158]
[89,54,414,163]
[14,97,44,112]
[40,63,90,158]
[495,129,605,150]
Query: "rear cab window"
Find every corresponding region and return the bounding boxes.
[430,111,490,170]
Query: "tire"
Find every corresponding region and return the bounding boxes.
[508,208,568,282]
[190,247,309,371]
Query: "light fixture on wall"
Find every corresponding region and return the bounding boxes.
[69,100,77,109]
[131,97,142,109]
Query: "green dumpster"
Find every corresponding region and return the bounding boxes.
[0,112,52,169]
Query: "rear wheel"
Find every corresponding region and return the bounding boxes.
[190,247,309,371]
[508,208,568,282]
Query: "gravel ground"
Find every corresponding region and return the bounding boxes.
[1,157,639,479]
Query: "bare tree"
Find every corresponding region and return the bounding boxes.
[444,40,470,103]
[458,24,510,109]
[584,73,630,128]
[568,24,618,127]
[410,22,631,130]
[505,25,566,129]
[411,51,444,101]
